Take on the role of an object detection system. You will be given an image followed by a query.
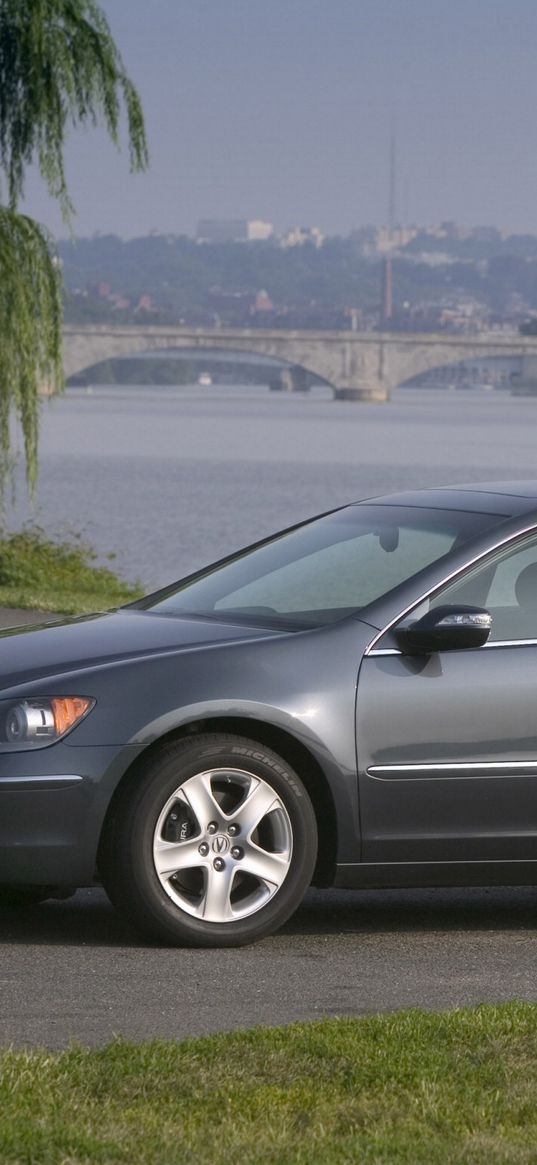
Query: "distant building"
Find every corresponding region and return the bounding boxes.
[135,295,154,313]
[470,225,503,243]
[252,289,274,314]
[108,294,131,311]
[196,219,274,243]
[246,220,274,241]
[363,225,419,255]
[280,225,324,248]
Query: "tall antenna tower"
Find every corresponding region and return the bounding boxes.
[388,116,396,231]
[381,117,396,325]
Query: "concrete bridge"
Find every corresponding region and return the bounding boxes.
[63,324,537,400]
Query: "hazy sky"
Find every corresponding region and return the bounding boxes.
[20,0,537,239]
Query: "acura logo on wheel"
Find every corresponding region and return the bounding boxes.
[212,835,230,854]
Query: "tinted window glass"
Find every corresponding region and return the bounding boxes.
[426,529,537,642]
[142,505,503,629]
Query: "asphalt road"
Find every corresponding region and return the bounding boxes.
[2,885,537,1048]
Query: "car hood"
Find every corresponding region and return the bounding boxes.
[0,608,285,690]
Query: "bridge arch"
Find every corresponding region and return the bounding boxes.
[62,326,346,393]
[62,325,537,402]
[65,342,336,395]
[381,335,528,392]
[396,355,519,391]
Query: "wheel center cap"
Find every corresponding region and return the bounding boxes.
[211,834,230,855]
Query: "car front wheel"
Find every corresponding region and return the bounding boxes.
[100,734,318,947]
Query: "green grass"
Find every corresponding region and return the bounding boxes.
[2,1004,537,1163]
[0,526,142,614]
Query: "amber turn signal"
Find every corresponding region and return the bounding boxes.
[50,697,93,736]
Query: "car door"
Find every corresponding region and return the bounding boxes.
[356,528,537,863]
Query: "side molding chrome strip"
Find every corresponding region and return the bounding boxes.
[368,760,537,780]
[0,774,83,788]
[364,520,537,656]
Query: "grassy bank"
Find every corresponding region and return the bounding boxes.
[0,527,142,614]
[2,1004,537,1163]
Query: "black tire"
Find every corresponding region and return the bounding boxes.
[99,733,318,947]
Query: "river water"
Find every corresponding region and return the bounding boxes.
[7,383,537,590]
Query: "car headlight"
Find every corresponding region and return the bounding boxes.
[0,697,95,749]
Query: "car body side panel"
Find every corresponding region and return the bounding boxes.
[0,618,372,884]
[356,644,537,862]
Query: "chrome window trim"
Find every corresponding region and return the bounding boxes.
[364,520,537,656]
[484,638,537,648]
[368,638,537,657]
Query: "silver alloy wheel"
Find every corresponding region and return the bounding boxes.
[152,767,293,922]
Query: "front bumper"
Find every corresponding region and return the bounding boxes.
[0,743,140,885]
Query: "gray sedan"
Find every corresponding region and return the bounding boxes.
[2,481,537,946]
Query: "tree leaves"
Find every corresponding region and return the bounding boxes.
[0,209,62,493]
[0,0,148,495]
[0,0,148,219]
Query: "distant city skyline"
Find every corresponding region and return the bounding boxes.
[19,0,537,240]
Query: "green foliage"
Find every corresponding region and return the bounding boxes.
[62,235,383,323]
[2,1004,537,1162]
[0,209,62,492]
[0,0,148,497]
[0,0,148,218]
[61,231,537,328]
[0,524,141,612]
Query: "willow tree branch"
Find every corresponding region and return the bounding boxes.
[0,209,63,492]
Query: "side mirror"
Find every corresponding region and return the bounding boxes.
[395,604,492,655]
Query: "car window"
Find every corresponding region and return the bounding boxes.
[213,526,456,616]
[413,530,537,643]
[142,504,504,629]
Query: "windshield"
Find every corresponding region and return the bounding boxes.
[140,504,505,629]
